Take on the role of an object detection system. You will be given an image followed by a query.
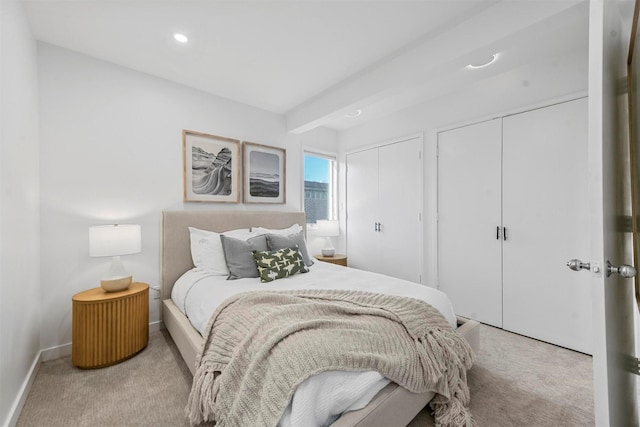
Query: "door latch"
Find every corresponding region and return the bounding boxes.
[566,259,590,272]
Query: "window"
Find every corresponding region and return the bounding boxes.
[303,152,337,224]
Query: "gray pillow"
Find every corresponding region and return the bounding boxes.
[220,234,268,280]
[266,232,314,267]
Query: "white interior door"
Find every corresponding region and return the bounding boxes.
[502,98,592,353]
[438,119,503,327]
[346,148,379,272]
[588,1,638,424]
[377,138,422,283]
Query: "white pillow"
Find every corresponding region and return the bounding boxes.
[252,224,303,236]
[188,227,252,275]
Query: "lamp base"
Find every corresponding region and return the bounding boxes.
[101,276,132,292]
[321,248,335,257]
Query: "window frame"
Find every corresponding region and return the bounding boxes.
[302,150,338,226]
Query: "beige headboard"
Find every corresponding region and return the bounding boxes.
[161,210,306,299]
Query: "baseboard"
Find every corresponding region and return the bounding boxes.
[5,320,164,426]
[3,351,42,427]
[41,342,72,362]
[149,320,162,333]
[41,320,163,362]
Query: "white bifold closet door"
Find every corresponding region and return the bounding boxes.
[502,98,591,353]
[438,98,591,353]
[437,119,503,327]
[346,137,422,283]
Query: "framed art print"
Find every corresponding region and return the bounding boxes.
[243,142,286,204]
[182,130,241,203]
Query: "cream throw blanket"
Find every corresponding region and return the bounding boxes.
[186,289,475,427]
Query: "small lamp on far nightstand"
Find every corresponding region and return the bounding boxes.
[89,224,141,292]
[317,219,339,257]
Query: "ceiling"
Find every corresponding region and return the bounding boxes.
[23,0,591,133]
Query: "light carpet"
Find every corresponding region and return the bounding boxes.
[17,325,593,426]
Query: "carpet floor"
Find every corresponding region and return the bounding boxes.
[17,324,594,426]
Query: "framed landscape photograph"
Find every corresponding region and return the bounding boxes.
[243,142,286,204]
[182,130,241,203]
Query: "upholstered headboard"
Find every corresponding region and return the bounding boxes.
[161,210,306,299]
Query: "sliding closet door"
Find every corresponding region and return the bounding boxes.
[377,138,422,282]
[346,148,380,271]
[502,98,591,353]
[438,119,503,327]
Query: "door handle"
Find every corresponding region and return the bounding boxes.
[566,259,591,272]
[606,261,637,278]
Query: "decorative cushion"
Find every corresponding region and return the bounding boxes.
[253,247,309,282]
[220,234,268,280]
[266,232,314,267]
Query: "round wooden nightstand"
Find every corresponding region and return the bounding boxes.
[315,254,347,267]
[72,282,149,369]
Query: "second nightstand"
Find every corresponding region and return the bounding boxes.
[315,254,347,267]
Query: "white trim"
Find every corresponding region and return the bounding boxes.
[41,343,71,362]
[302,146,337,159]
[302,150,339,223]
[39,321,161,362]
[3,351,42,427]
[344,132,423,157]
[433,91,588,135]
[4,320,164,426]
[149,320,162,333]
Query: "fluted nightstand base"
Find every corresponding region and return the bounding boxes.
[72,282,149,369]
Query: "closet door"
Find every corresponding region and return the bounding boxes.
[438,119,503,327]
[346,137,423,281]
[502,98,591,353]
[377,138,422,282]
[346,148,380,271]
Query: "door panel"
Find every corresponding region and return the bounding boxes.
[346,148,379,272]
[438,119,503,327]
[589,0,638,424]
[378,139,422,282]
[502,98,592,353]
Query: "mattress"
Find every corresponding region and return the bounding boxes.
[172,259,457,335]
[172,260,457,426]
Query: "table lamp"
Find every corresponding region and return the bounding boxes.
[317,219,339,257]
[89,224,141,292]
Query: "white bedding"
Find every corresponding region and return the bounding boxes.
[172,260,456,426]
[172,260,456,334]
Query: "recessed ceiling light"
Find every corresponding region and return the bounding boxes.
[467,53,499,69]
[345,109,362,119]
[173,33,189,43]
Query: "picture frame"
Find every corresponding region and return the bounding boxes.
[243,141,286,204]
[182,130,241,203]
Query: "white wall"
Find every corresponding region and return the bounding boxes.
[37,43,337,352]
[0,1,41,426]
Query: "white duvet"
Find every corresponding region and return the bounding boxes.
[172,260,456,427]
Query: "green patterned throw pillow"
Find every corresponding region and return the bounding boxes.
[252,246,309,283]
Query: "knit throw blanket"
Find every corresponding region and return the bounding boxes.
[186,289,475,427]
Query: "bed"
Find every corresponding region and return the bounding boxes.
[160,210,480,427]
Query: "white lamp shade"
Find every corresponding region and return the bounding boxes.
[89,224,142,257]
[316,220,339,237]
